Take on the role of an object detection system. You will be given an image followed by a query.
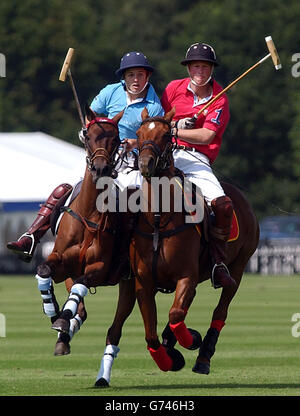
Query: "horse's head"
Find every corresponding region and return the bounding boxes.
[136,107,176,178]
[84,106,123,183]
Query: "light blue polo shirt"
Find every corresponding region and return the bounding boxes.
[90,81,164,142]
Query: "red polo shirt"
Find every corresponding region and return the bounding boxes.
[161,78,230,163]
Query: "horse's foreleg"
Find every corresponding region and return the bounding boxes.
[54,278,88,356]
[35,256,61,321]
[193,269,242,375]
[64,278,88,340]
[168,277,201,350]
[135,278,174,372]
[95,278,136,388]
[106,278,136,345]
[51,281,88,334]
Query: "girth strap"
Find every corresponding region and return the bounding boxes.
[135,219,196,293]
[60,206,116,272]
[135,221,196,243]
[60,206,98,231]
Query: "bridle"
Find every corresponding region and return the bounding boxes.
[84,117,121,173]
[138,117,174,174]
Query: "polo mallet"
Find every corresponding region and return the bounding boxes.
[59,48,86,130]
[192,35,282,120]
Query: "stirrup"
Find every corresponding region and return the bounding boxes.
[211,262,230,289]
[12,233,36,262]
[18,232,35,256]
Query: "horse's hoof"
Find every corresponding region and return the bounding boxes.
[94,378,110,388]
[51,318,70,334]
[54,341,70,356]
[192,361,210,375]
[161,324,177,349]
[166,348,185,372]
[187,328,202,350]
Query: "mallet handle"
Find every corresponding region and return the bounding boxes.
[194,56,270,119]
[68,68,85,128]
[59,48,85,128]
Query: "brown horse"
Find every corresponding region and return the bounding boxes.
[130,107,259,374]
[36,108,136,385]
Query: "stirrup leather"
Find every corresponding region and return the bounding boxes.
[211,262,230,289]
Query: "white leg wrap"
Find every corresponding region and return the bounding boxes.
[69,314,83,340]
[63,294,80,317]
[35,274,51,291]
[96,344,120,384]
[62,284,88,318]
[71,283,88,297]
[35,274,58,318]
[43,300,58,317]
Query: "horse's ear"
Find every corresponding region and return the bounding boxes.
[164,107,176,123]
[112,110,124,124]
[85,104,96,122]
[141,107,149,121]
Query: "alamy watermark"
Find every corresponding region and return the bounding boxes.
[0,53,6,78]
[291,53,300,78]
[95,176,204,223]
[0,313,6,337]
[291,313,300,337]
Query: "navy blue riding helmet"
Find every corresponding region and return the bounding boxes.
[181,43,219,66]
[115,52,155,78]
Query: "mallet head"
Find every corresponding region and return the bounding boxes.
[265,36,282,70]
[59,48,75,81]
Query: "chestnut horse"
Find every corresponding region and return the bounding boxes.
[36,108,136,385]
[130,107,259,374]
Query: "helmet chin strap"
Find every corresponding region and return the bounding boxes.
[124,77,149,95]
[188,66,214,87]
[190,76,212,87]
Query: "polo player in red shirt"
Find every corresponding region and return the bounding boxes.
[161,42,235,289]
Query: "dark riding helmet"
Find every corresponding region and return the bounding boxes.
[115,52,155,78]
[181,43,219,66]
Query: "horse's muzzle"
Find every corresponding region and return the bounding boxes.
[91,163,112,183]
[139,155,156,178]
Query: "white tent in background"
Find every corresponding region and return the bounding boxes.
[0,132,86,203]
[0,132,86,261]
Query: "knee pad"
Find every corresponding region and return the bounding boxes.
[52,183,73,200]
[211,196,233,218]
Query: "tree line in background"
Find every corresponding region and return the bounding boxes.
[1,0,300,219]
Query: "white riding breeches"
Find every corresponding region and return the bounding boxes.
[172,149,225,205]
[114,152,142,192]
[113,149,225,205]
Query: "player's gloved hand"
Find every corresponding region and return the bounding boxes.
[177,117,196,129]
[121,138,137,152]
[171,121,178,138]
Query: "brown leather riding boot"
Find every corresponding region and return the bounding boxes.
[210,196,236,289]
[7,183,72,262]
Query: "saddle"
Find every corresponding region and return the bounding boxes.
[50,180,82,235]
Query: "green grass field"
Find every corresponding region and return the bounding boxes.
[1,274,300,396]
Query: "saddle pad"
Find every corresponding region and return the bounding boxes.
[228,210,239,242]
[53,180,83,235]
[195,209,239,242]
